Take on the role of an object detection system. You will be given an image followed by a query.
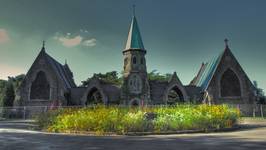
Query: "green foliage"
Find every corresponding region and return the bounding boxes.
[35,109,63,130]
[37,104,240,135]
[8,74,25,91]
[80,70,173,87]
[148,70,172,81]
[152,105,239,131]
[2,81,15,107]
[0,80,8,107]
[253,80,266,104]
[0,74,25,107]
[81,71,122,86]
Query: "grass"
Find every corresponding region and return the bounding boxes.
[36,104,240,135]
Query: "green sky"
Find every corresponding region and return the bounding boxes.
[0,0,265,91]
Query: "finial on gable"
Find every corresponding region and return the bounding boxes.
[41,40,46,51]
[168,71,178,83]
[224,38,229,49]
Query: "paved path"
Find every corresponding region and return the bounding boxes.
[1,120,266,150]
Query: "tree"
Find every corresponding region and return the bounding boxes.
[8,74,25,91]
[2,81,15,107]
[81,70,173,87]
[253,81,266,104]
[0,74,25,107]
[81,71,122,86]
[148,70,171,81]
[0,80,8,107]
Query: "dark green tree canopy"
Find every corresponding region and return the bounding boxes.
[0,74,25,107]
[148,70,172,81]
[254,81,266,104]
[81,70,172,87]
[81,71,122,87]
[2,81,15,107]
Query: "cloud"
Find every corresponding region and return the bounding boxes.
[82,38,96,47]
[58,35,83,47]
[0,29,10,44]
[54,32,96,48]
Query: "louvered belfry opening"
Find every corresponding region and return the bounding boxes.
[220,69,241,97]
[30,71,50,100]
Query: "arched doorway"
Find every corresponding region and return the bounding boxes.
[86,87,104,105]
[129,98,140,107]
[220,69,241,97]
[30,71,50,100]
[167,86,184,105]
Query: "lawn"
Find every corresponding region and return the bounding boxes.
[36,104,240,135]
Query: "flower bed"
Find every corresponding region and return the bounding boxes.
[36,104,240,135]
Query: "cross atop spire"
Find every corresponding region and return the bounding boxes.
[132,4,136,16]
[41,40,46,51]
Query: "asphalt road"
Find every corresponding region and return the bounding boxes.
[0,120,266,150]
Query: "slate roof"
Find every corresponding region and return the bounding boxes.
[43,49,76,88]
[125,16,145,50]
[191,51,224,91]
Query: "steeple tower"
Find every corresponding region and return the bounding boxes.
[121,6,150,106]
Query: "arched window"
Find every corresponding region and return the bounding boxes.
[86,87,104,105]
[30,71,50,100]
[220,69,241,97]
[133,56,137,64]
[167,86,184,105]
[130,99,140,106]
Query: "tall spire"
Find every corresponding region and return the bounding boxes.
[124,6,145,50]
[41,40,45,51]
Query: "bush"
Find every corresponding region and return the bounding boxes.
[36,104,240,134]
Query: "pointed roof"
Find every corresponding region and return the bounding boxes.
[27,43,76,88]
[190,39,230,91]
[168,72,183,85]
[125,16,145,50]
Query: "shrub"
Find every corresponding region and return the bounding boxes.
[36,104,240,135]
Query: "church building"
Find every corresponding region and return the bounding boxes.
[15,13,256,107]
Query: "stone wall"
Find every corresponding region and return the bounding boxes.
[207,49,255,104]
